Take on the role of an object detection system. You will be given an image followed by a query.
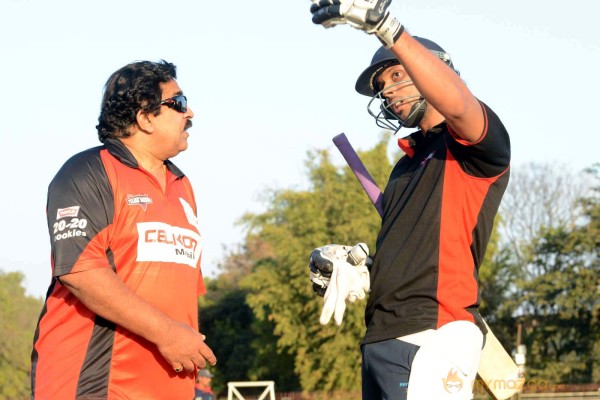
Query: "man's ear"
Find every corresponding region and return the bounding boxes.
[136,110,154,133]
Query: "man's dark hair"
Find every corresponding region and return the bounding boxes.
[96,60,177,142]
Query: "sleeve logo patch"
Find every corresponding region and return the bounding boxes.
[127,194,153,211]
[56,206,80,219]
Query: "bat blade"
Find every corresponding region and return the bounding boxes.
[332,133,523,400]
[477,321,524,399]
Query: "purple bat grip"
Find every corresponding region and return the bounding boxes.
[332,133,384,217]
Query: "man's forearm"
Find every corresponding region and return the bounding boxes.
[59,267,176,345]
[391,32,484,140]
[59,266,216,371]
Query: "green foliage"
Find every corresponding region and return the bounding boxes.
[200,284,265,394]
[508,165,599,384]
[477,216,520,350]
[0,271,43,399]
[238,135,393,391]
[479,215,509,316]
[199,240,300,394]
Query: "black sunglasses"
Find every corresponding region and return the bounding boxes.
[158,95,187,113]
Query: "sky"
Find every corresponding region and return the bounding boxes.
[1,0,599,298]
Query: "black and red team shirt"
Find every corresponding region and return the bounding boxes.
[363,101,510,345]
[31,138,206,399]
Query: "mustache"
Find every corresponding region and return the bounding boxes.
[185,120,193,130]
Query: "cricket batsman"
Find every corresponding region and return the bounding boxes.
[307,1,511,398]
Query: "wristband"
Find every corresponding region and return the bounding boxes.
[376,15,404,48]
[395,24,405,42]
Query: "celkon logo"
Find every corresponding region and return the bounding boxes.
[136,222,201,268]
[56,206,80,219]
[144,230,198,252]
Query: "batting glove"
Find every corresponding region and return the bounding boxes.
[310,243,371,326]
[310,0,404,48]
[309,244,353,296]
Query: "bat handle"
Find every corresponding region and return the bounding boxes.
[332,133,384,217]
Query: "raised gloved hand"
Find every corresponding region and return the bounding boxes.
[309,243,371,325]
[310,0,404,48]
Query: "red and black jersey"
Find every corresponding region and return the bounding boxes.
[31,138,206,399]
[363,101,510,345]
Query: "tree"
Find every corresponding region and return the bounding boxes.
[238,136,393,391]
[199,239,300,395]
[477,217,521,351]
[0,271,43,399]
[487,163,595,361]
[508,165,599,384]
[499,162,591,264]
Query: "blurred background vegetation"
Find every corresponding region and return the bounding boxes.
[2,137,598,398]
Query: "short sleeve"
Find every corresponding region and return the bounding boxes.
[47,147,115,276]
[447,101,511,178]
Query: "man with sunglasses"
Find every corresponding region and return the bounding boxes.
[308,1,511,399]
[31,60,216,399]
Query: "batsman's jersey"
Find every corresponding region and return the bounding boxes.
[363,102,510,345]
[31,138,206,399]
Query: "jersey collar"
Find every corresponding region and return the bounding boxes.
[397,122,447,158]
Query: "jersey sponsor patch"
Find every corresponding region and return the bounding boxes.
[56,206,80,219]
[420,151,435,166]
[127,194,153,211]
[53,206,88,242]
[136,222,201,268]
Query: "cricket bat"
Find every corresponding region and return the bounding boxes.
[332,132,523,400]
